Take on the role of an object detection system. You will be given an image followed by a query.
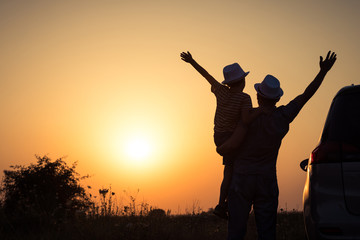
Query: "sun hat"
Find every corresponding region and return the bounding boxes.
[254,74,283,99]
[222,63,249,85]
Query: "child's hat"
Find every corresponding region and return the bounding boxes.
[254,74,283,99]
[222,63,249,85]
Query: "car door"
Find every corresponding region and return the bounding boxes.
[326,91,360,215]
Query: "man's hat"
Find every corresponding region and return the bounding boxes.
[254,75,283,99]
[222,63,249,85]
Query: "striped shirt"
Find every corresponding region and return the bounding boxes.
[211,83,252,132]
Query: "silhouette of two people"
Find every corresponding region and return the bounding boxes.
[182,50,337,240]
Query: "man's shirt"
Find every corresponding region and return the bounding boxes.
[234,99,303,175]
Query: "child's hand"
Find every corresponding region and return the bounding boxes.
[180,51,194,63]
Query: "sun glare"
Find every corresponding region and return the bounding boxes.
[108,121,168,172]
[124,136,152,162]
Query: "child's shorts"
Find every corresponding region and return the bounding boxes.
[214,131,236,166]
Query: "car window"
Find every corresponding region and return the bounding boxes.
[323,93,360,148]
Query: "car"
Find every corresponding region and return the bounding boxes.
[300,84,360,240]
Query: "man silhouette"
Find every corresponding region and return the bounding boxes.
[218,51,337,240]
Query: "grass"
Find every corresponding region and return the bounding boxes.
[0,157,306,239]
[0,210,305,240]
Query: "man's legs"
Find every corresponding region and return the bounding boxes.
[253,175,279,240]
[227,174,253,240]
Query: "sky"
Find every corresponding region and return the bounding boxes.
[1,0,360,213]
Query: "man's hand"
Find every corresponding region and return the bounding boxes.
[293,50,337,109]
[180,51,194,63]
[216,142,235,156]
[320,51,337,72]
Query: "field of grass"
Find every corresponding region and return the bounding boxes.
[0,158,306,239]
[0,210,305,240]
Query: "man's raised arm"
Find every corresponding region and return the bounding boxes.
[294,51,337,108]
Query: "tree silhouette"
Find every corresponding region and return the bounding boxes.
[0,155,92,222]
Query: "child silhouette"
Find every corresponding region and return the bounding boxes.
[181,51,261,219]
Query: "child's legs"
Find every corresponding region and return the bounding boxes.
[214,131,234,206]
[219,164,233,206]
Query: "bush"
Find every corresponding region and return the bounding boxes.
[0,155,92,224]
[148,208,166,218]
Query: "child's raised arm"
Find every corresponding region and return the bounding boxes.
[180,51,220,87]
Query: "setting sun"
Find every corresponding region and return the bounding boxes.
[125,136,152,162]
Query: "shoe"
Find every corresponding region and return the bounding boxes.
[213,204,228,220]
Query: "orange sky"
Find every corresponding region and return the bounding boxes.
[1,0,360,213]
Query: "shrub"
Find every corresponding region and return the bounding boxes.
[0,155,92,223]
[148,208,166,218]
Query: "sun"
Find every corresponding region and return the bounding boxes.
[124,136,152,163]
[107,124,165,171]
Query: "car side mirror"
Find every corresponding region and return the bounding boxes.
[300,159,308,172]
